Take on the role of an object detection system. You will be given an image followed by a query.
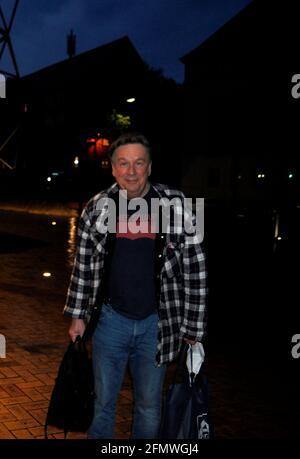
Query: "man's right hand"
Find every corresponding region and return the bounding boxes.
[68,318,86,341]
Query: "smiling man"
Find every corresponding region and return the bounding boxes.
[63,132,207,439]
[111,141,151,199]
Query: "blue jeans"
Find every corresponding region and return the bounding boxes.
[88,304,166,439]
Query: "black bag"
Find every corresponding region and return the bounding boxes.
[160,345,212,439]
[45,336,94,438]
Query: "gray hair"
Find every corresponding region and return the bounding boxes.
[109,132,151,161]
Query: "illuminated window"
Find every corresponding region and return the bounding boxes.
[101,159,110,169]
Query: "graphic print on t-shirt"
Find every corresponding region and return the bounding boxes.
[116,214,156,240]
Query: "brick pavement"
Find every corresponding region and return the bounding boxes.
[2,280,300,441]
[0,286,137,439]
[0,210,135,439]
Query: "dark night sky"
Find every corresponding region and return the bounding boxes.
[1,0,251,82]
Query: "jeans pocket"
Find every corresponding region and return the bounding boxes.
[96,303,113,328]
[102,303,113,314]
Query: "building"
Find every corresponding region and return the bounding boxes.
[180,0,299,208]
[20,36,147,194]
[2,36,181,202]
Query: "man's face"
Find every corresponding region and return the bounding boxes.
[111,143,152,199]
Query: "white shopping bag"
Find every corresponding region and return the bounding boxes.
[186,342,205,384]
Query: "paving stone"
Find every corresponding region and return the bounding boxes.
[0,388,10,398]
[0,378,25,386]
[1,396,32,405]
[4,418,40,431]
[0,368,19,378]
[28,426,47,437]
[28,409,47,424]
[18,387,46,402]
[0,412,17,422]
[11,429,35,439]
[0,424,15,439]
[0,384,25,397]
[6,405,36,421]
[21,400,49,411]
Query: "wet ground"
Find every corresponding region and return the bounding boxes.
[0,206,299,440]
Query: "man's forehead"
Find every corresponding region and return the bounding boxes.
[114,143,150,160]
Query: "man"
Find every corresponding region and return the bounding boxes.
[63,132,207,439]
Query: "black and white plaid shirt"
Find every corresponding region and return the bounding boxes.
[63,182,207,366]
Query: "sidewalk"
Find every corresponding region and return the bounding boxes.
[0,281,137,439]
[0,200,79,218]
[0,209,133,439]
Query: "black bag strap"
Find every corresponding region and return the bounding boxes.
[44,424,68,440]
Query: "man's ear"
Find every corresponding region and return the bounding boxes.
[111,162,116,178]
[148,162,152,176]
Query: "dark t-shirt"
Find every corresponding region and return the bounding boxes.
[108,185,159,320]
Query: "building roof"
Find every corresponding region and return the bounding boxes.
[180,0,296,81]
[180,2,255,64]
[21,36,146,87]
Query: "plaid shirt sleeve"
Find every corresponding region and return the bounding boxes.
[63,206,94,319]
[180,219,207,342]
